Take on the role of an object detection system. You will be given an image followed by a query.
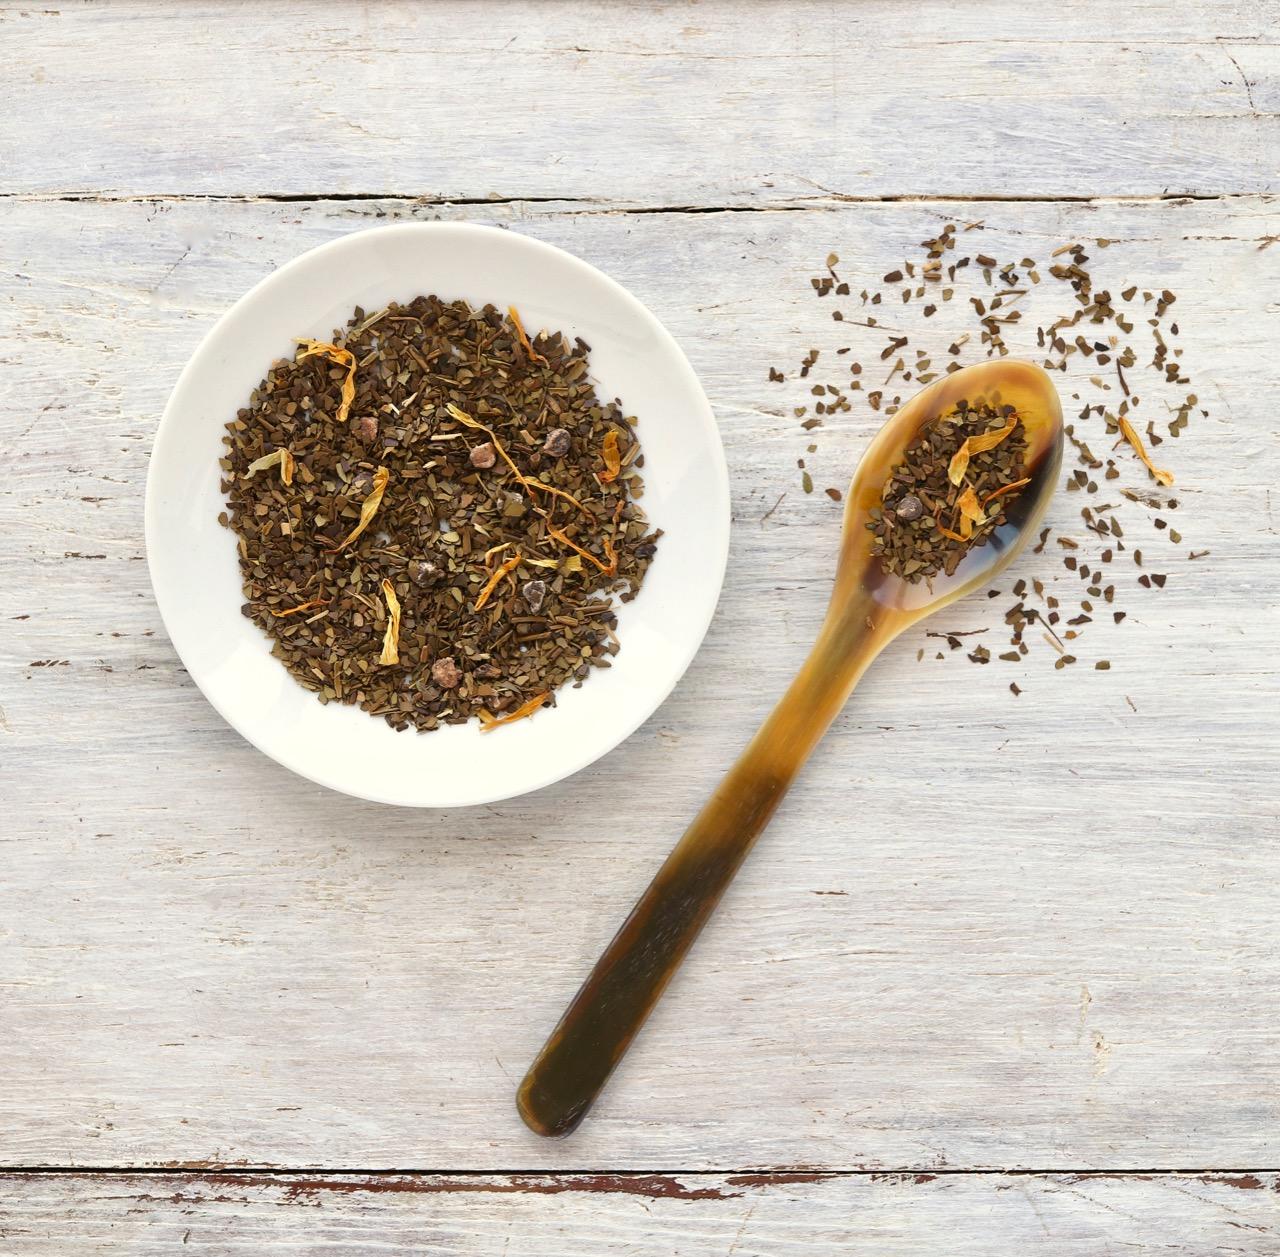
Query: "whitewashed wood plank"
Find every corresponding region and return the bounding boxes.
[2,0,1279,200]
[1,195,1278,1170]
[2,1172,1277,1256]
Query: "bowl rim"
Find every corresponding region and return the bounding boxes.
[144,221,731,807]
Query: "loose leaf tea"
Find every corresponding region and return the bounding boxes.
[773,222,1205,678]
[870,400,1028,581]
[220,296,661,733]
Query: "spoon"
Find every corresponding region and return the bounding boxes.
[518,359,1064,1137]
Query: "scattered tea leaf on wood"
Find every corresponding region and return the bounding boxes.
[786,220,1209,677]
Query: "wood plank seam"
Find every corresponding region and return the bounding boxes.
[0,192,1268,207]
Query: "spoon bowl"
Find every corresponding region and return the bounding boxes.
[518,359,1064,1137]
[836,358,1063,618]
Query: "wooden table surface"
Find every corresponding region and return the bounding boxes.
[3,2,1279,1252]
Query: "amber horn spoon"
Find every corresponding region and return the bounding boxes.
[518,359,1064,1137]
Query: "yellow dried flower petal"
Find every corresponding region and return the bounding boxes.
[327,466,390,553]
[297,339,357,425]
[967,416,1021,454]
[1118,417,1175,486]
[957,485,986,527]
[244,447,295,486]
[379,578,401,666]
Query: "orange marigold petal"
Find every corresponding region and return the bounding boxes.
[600,430,622,483]
[479,691,552,731]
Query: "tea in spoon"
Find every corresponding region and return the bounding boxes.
[518,359,1064,1137]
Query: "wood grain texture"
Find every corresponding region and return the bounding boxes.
[1,1172,1277,1256]
[3,193,1278,1171]
[2,0,1279,201]
[3,31,1280,1257]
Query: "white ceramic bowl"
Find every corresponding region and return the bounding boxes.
[146,223,729,807]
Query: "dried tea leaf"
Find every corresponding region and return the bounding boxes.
[327,465,390,552]
[244,447,295,486]
[872,399,1027,582]
[296,339,357,425]
[447,404,591,517]
[379,578,401,666]
[507,306,548,366]
[221,294,661,738]
[600,430,622,483]
[1117,417,1175,486]
[479,690,551,731]
[474,553,522,611]
[269,597,327,617]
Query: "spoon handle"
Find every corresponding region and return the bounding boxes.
[518,607,883,1137]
